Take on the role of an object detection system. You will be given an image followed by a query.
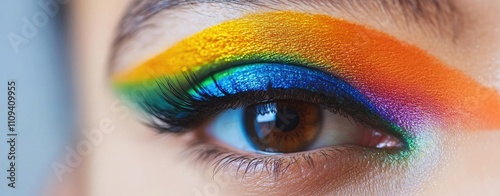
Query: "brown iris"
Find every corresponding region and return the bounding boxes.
[243,100,322,153]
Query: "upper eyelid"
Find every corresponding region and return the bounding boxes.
[110,0,464,72]
[112,11,500,133]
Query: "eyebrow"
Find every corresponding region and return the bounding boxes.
[112,0,463,67]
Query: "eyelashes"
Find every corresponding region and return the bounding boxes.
[182,138,408,178]
[182,142,362,177]
[133,63,406,143]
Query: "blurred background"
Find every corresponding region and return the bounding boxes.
[0,0,75,195]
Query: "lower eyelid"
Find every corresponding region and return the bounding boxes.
[174,124,440,194]
[182,141,410,193]
[186,142,361,173]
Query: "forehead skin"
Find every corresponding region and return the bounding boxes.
[69,0,500,195]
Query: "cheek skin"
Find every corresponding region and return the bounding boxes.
[418,131,500,195]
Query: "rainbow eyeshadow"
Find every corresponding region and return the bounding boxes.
[113,11,500,135]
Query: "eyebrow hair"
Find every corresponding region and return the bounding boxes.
[112,0,463,68]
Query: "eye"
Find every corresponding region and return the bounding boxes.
[112,11,431,180]
[208,100,402,154]
[134,63,406,156]
[109,10,500,194]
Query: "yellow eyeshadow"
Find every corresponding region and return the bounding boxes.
[113,11,500,131]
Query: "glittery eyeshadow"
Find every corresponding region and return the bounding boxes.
[113,11,500,133]
[191,64,367,101]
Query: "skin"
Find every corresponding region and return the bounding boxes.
[62,0,500,195]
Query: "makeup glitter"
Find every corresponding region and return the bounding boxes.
[113,11,500,134]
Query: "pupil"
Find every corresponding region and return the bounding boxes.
[274,108,300,132]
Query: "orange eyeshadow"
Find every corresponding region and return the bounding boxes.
[113,11,500,132]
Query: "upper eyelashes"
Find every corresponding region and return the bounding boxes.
[113,11,500,133]
[147,63,391,131]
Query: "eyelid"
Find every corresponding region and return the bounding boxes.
[113,11,500,133]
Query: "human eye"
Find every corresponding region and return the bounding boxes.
[192,64,403,154]
[111,10,500,194]
[113,10,419,182]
